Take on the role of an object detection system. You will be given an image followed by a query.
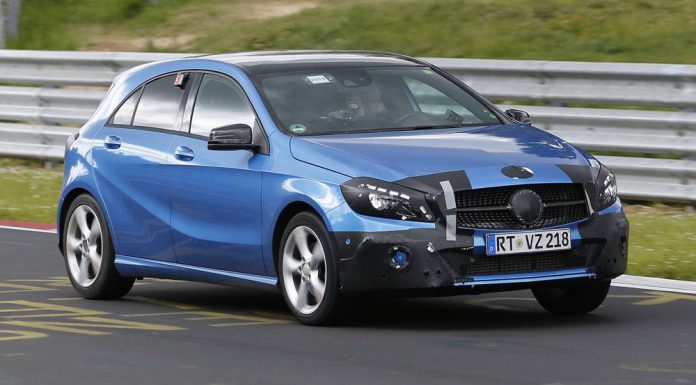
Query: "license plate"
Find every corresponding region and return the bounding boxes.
[486,228,571,256]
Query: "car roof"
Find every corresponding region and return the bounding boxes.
[199,50,425,74]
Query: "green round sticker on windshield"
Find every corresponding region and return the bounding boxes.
[290,124,306,133]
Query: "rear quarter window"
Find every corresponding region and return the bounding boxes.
[111,88,142,125]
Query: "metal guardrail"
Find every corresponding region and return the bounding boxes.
[0,50,693,202]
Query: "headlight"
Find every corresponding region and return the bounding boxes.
[596,164,618,210]
[340,177,436,222]
[588,157,601,181]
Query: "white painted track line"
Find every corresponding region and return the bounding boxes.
[1,225,694,293]
[0,225,57,234]
[612,275,696,295]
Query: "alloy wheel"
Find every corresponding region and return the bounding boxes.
[281,226,327,315]
[65,205,103,287]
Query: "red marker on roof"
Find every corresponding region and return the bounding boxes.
[174,72,188,88]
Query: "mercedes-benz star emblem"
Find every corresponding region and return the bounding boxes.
[501,165,534,179]
[509,189,544,225]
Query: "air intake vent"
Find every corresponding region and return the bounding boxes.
[440,241,604,277]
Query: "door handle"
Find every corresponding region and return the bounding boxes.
[174,145,195,161]
[104,135,121,149]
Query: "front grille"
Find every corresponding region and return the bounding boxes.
[455,183,589,229]
[440,241,604,277]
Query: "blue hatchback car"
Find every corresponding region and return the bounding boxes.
[58,51,629,324]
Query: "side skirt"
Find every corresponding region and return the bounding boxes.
[115,255,278,291]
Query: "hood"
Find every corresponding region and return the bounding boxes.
[290,124,593,190]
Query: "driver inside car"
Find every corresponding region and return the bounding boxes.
[342,84,389,125]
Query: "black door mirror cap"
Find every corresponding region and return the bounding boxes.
[505,109,531,124]
[208,124,259,151]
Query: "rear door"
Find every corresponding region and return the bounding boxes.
[92,73,192,262]
[166,73,266,275]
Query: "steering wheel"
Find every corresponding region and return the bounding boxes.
[394,112,433,127]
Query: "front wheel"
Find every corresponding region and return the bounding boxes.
[278,212,343,325]
[62,194,134,299]
[532,280,611,315]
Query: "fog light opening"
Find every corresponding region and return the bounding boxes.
[389,247,410,271]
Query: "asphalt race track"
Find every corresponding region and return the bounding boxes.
[0,228,694,385]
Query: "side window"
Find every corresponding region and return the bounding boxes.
[132,75,186,130]
[190,74,257,137]
[403,77,479,121]
[111,88,142,125]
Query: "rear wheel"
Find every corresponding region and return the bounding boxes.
[278,212,342,325]
[532,280,611,315]
[63,194,134,299]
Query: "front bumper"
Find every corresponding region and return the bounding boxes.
[330,201,628,295]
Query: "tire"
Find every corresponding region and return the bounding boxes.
[277,212,343,325]
[62,194,134,299]
[532,280,611,315]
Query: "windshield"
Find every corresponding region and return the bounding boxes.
[257,66,502,135]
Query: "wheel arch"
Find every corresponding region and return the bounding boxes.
[57,187,102,254]
[271,201,325,276]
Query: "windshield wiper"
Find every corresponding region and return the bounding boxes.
[299,123,492,136]
[408,125,459,130]
[405,123,482,131]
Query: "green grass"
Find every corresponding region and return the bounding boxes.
[623,204,696,281]
[0,158,62,223]
[0,158,693,280]
[8,0,696,64]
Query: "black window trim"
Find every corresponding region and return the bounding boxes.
[105,71,203,137]
[105,69,270,154]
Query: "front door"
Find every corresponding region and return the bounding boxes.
[166,73,266,274]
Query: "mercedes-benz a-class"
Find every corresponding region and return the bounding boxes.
[57,51,629,324]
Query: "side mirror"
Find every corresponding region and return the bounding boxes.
[505,109,531,124]
[208,124,259,151]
